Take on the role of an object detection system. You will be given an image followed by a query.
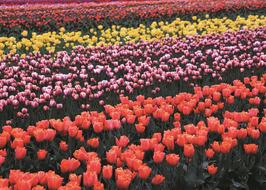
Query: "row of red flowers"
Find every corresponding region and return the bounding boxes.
[0,73,265,189]
[0,0,155,6]
[0,0,265,35]
[0,0,156,6]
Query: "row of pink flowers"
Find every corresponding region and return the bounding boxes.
[0,28,265,121]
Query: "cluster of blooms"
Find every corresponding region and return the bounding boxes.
[0,73,265,189]
[0,0,156,5]
[0,28,265,124]
[0,14,265,58]
[0,0,265,35]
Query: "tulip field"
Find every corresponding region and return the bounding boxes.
[0,0,266,190]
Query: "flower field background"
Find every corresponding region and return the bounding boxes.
[0,0,265,190]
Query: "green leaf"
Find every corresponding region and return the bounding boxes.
[231,179,249,190]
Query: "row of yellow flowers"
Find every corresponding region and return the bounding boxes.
[0,14,265,59]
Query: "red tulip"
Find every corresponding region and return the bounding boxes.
[151,174,165,185]
[87,138,100,148]
[183,144,195,158]
[220,141,232,154]
[0,136,7,148]
[106,150,118,164]
[15,147,26,160]
[138,165,151,180]
[16,179,32,190]
[93,181,104,190]
[153,151,165,163]
[102,165,113,179]
[83,171,98,187]
[59,141,68,152]
[47,172,63,190]
[115,169,133,189]
[93,122,103,133]
[166,153,180,166]
[244,144,258,154]
[60,158,80,173]
[140,139,150,151]
[207,164,218,175]
[116,136,129,148]
[0,155,5,166]
[205,148,215,159]
[37,149,47,160]
[135,123,145,133]
[68,125,78,138]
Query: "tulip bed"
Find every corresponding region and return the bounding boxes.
[0,0,266,190]
[0,0,265,36]
[0,13,266,58]
[0,74,266,190]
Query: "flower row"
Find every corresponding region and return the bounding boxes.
[0,0,265,35]
[1,14,265,58]
[0,0,150,5]
[0,73,265,189]
[0,28,265,126]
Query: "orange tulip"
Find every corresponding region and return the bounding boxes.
[205,148,215,159]
[213,91,221,102]
[207,164,218,175]
[37,149,47,160]
[115,169,133,190]
[102,165,113,179]
[244,144,258,154]
[93,181,104,190]
[115,136,129,148]
[47,172,63,190]
[0,155,5,166]
[59,141,68,152]
[166,153,180,166]
[222,88,231,97]
[92,121,103,133]
[258,121,266,133]
[152,133,162,142]
[0,135,7,148]
[106,150,118,164]
[220,141,232,154]
[162,134,174,151]
[176,135,187,147]
[183,144,195,158]
[68,125,78,138]
[87,159,101,174]
[33,129,46,142]
[135,123,146,133]
[15,147,26,160]
[140,139,151,151]
[211,141,220,152]
[60,158,80,173]
[237,128,247,139]
[32,185,45,190]
[151,174,165,185]
[87,138,100,148]
[138,165,151,180]
[153,151,165,163]
[126,114,136,124]
[45,129,56,142]
[83,171,98,187]
[16,179,32,190]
